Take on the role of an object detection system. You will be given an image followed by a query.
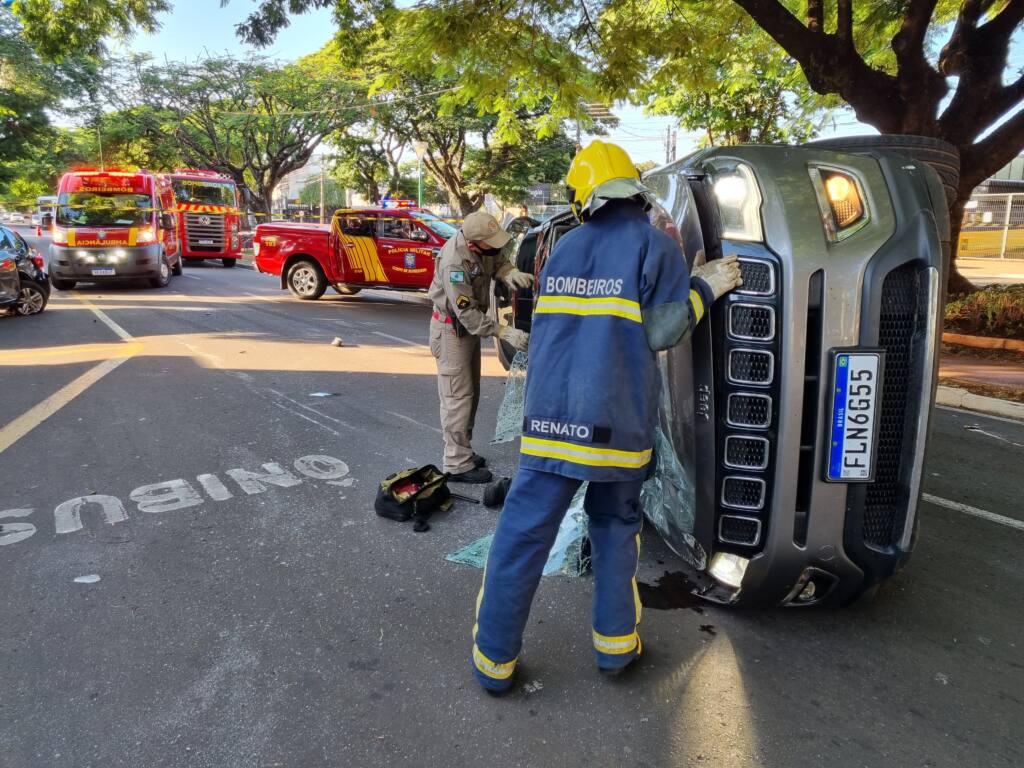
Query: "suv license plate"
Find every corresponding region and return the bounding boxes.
[825,349,884,482]
[91,267,115,276]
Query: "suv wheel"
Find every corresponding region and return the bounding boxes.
[149,255,171,288]
[16,283,47,315]
[287,259,327,300]
[50,277,76,291]
[171,255,183,276]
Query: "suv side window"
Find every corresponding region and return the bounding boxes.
[340,214,375,238]
[0,228,13,251]
[10,231,27,253]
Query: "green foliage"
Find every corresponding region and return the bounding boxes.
[12,0,169,60]
[946,285,1024,340]
[299,176,346,208]
[107,53,363,211]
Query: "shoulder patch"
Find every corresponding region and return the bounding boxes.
[450,270,465,283]
[456,294,472,310]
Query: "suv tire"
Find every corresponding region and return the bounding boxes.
[50,277,76,291]
[286,259,327,300]
[171,255,183,276]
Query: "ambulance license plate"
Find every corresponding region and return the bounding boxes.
[91,268,115,276]
[199,239,214,245]
[825,349,884,482]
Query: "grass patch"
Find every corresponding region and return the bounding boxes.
[945,285,1024,340]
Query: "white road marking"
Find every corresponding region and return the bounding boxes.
[388,410,442,435]
[183,274,202,280]
[73,294,134,341]
[271,401,341,437]
[922,493,1024,532]
[372,331,424,347]
[937,405,1024,427]
[963,424,1024,448]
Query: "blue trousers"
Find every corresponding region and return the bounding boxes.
[472,468,645,691]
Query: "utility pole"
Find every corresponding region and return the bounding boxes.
[412,141,428,207]
[319,161,325,224]
[97,126,105,171]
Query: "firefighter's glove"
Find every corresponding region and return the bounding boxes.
[502,269,534,291]
[498,325,530,352]
[691,253,743,302]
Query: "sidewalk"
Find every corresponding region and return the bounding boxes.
[955,257,1024,286]
[938,345,1024,418]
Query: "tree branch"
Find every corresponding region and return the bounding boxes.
[959,107,1024,193]
[836,0,853,45]
[806,0,823,32]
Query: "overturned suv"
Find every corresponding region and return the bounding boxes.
[495,137,953,606]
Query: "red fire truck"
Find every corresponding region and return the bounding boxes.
[48,168,182,290]
[165,169,243,268]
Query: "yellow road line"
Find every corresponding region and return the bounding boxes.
[0,341,142,363]
[0,294,139,454]
[0,356,133,454]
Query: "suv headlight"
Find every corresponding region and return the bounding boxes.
[709,161,763,242]
[809,166,868,241]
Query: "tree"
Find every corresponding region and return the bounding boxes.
[11,0,168,59]
[110,54,362,213]
[646,34,829,146]
[238,1,1023,293]
[299,176,345,208]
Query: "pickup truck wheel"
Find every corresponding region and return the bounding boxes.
[222,258,237,268]
[149,255,172,288]
[332,284,362,296]
[50,277,76,291]
[287,259,327,300]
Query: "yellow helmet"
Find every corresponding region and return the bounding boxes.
[565,140,649,221]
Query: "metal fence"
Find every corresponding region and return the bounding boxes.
[959,192,1024,260]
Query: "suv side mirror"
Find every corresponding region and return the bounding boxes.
[41,213,53,228]
[160,212,175,230]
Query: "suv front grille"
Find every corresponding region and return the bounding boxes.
[728,349,774,385]
[722,476,766,510]
[736,259,774,295]
[724,435,769,469]
[726,393,772,429]
[729,303,775,340]
[184,212,226,252]
[861,264,929,547]
[718,515,762,546]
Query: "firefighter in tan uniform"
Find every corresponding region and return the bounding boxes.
[429,210,532,483]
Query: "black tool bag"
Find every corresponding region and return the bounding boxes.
[375,465,453,532]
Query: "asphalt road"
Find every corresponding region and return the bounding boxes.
[1,233,1022,768]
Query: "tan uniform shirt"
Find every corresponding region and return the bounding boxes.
[428,231,513,337]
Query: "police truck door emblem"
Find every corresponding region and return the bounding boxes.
[198,215,212,226]
[404,252,416,269]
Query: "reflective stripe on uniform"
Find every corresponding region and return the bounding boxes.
[689,288,705,324]
[473,644,517,680]
[521,435,652,469]
[535,295,642,323]
[592,629,640,655]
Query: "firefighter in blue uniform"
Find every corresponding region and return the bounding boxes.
[470,140,743,693]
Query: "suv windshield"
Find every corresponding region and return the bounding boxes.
[172,180,236,206]
[56,193,154,227]
[410,211,456,239]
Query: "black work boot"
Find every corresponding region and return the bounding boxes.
[449,467,493,484]
[472,453,487,468]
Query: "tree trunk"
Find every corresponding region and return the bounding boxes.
[946,198,976,297]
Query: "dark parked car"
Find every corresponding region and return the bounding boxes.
[0,225,50,316]
[493,136,954,606]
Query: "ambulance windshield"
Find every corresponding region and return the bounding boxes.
[410,211,457,239]
[56,193,153,227]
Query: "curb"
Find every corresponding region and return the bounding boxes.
[936,385,1024,421]
[943,332,1024,353]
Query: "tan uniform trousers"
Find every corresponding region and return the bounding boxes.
[430,317,482,474]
